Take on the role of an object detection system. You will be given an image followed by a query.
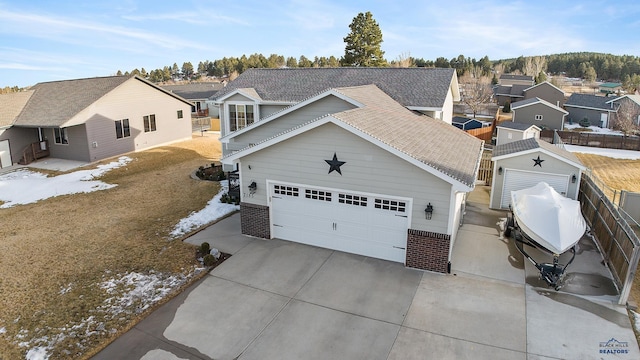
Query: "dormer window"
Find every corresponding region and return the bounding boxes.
[229,104,254,132]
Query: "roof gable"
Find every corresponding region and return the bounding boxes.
[0,91,34,128]
[524,81,565,95]
[492,138,584,169]
[497,122,541,132]
[511,97,568,114]
[606,94,640,107]
[223,85,483,190]
[13,76,191,128]
[212,67,458,109]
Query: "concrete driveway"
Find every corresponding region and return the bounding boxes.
[94,187,640,360]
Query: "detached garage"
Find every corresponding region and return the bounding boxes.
[489,137,585,209]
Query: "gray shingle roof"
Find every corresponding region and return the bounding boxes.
[161,82,224,100]
[497,122,538,131]
[14,76,131,127]
[493,137,582,166]
[494,84,527,97]
[211,68,456,108]
[332,85,483,188]
[564,93,613,110]
[0,91,34,128]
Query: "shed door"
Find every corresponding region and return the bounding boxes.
[0,140,11,168]
[500,169,569,208]
[270,182,410,263]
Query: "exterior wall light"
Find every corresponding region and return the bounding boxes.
[571,174,577,183]
[498,166,503,175]
[425,203,434,220]
[248,181,257,193]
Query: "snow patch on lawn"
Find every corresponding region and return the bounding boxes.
[565,145,640,160]
[11,267,205,360]
[169,181,239,239]
[564,124,627,136]
[0,156,131,208]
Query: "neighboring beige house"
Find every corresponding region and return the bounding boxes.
[495,122,541,146]
[221,84,483,273]
[0,91,35,168]
[211,67,461,171]
[511,97,569,130]
[0,75,193,165]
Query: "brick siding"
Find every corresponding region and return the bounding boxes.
[240,202,270,239]
[406,229,450,273]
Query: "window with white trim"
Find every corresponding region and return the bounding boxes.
[338,193,367,206]
[274,185,299,197]
[54,128,68,145]
[374,198,406,212]
[143,114,156,132]
[177,110,183,119]
[535,114,543,121]
[115,119,130,139]
[228,104,254,132]
[305,189,332,201]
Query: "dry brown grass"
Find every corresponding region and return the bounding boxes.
[0,134,224,359]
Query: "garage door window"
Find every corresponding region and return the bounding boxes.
[374,198,406,212]
[338,193,367,206]
[305,189,332,201]
[274,185,299,197]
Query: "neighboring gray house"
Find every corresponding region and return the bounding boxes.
[212,67,461,171]
[563,93,617,127]
[607,94,640,126]
[0,75,193,165]
[221,84,483,273]
[161,82,224,117]
[511,97,568,130]
[495,81,565,107]
[495,122,541,146]
[523,81,565,107]
[490,137,585,209]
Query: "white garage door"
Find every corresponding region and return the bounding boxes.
[500,169,569,208]
[0,140,11,169]
[270,182,410,263]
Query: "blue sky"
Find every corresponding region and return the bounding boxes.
[1,0,639,87]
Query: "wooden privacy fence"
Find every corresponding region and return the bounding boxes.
[579,174,640,305]
[476,149,493,185]
[541,130,640,151]
[466,126,493,142]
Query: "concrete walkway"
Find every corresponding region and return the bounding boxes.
[94,187,640,360]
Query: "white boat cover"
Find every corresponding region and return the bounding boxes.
[511,182,586,254]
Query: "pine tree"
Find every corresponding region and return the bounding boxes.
[341,12,387,67]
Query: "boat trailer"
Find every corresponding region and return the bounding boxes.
[506,211,577,290]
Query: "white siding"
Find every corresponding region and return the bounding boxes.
[442,88,454,124]
[236,123,454,234]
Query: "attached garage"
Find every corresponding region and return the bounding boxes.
[490,137,585,209]
[270,182,410,263]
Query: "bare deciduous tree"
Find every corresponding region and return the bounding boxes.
[460,76,493,118]
[392,52,414,68]
[613,98,640,135]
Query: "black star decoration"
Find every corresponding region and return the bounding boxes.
[533,155,544,167]
[325,153,346,175]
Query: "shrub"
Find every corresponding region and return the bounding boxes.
[203,254,217,266]
[503,101,511,113]
[579,117,590,127]
[199,242,210,256]
[220,193,230,203]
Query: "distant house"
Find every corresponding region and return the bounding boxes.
[599,82,623,95]
[495,81,564,107]
[495,122,541,146]
[606,94,640,126]
[499,74,535,87]
[161,82,224,118]
[563,93,617,127]
[511,97,568,130]
[0,75,193,166]
[452,116,488,130]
